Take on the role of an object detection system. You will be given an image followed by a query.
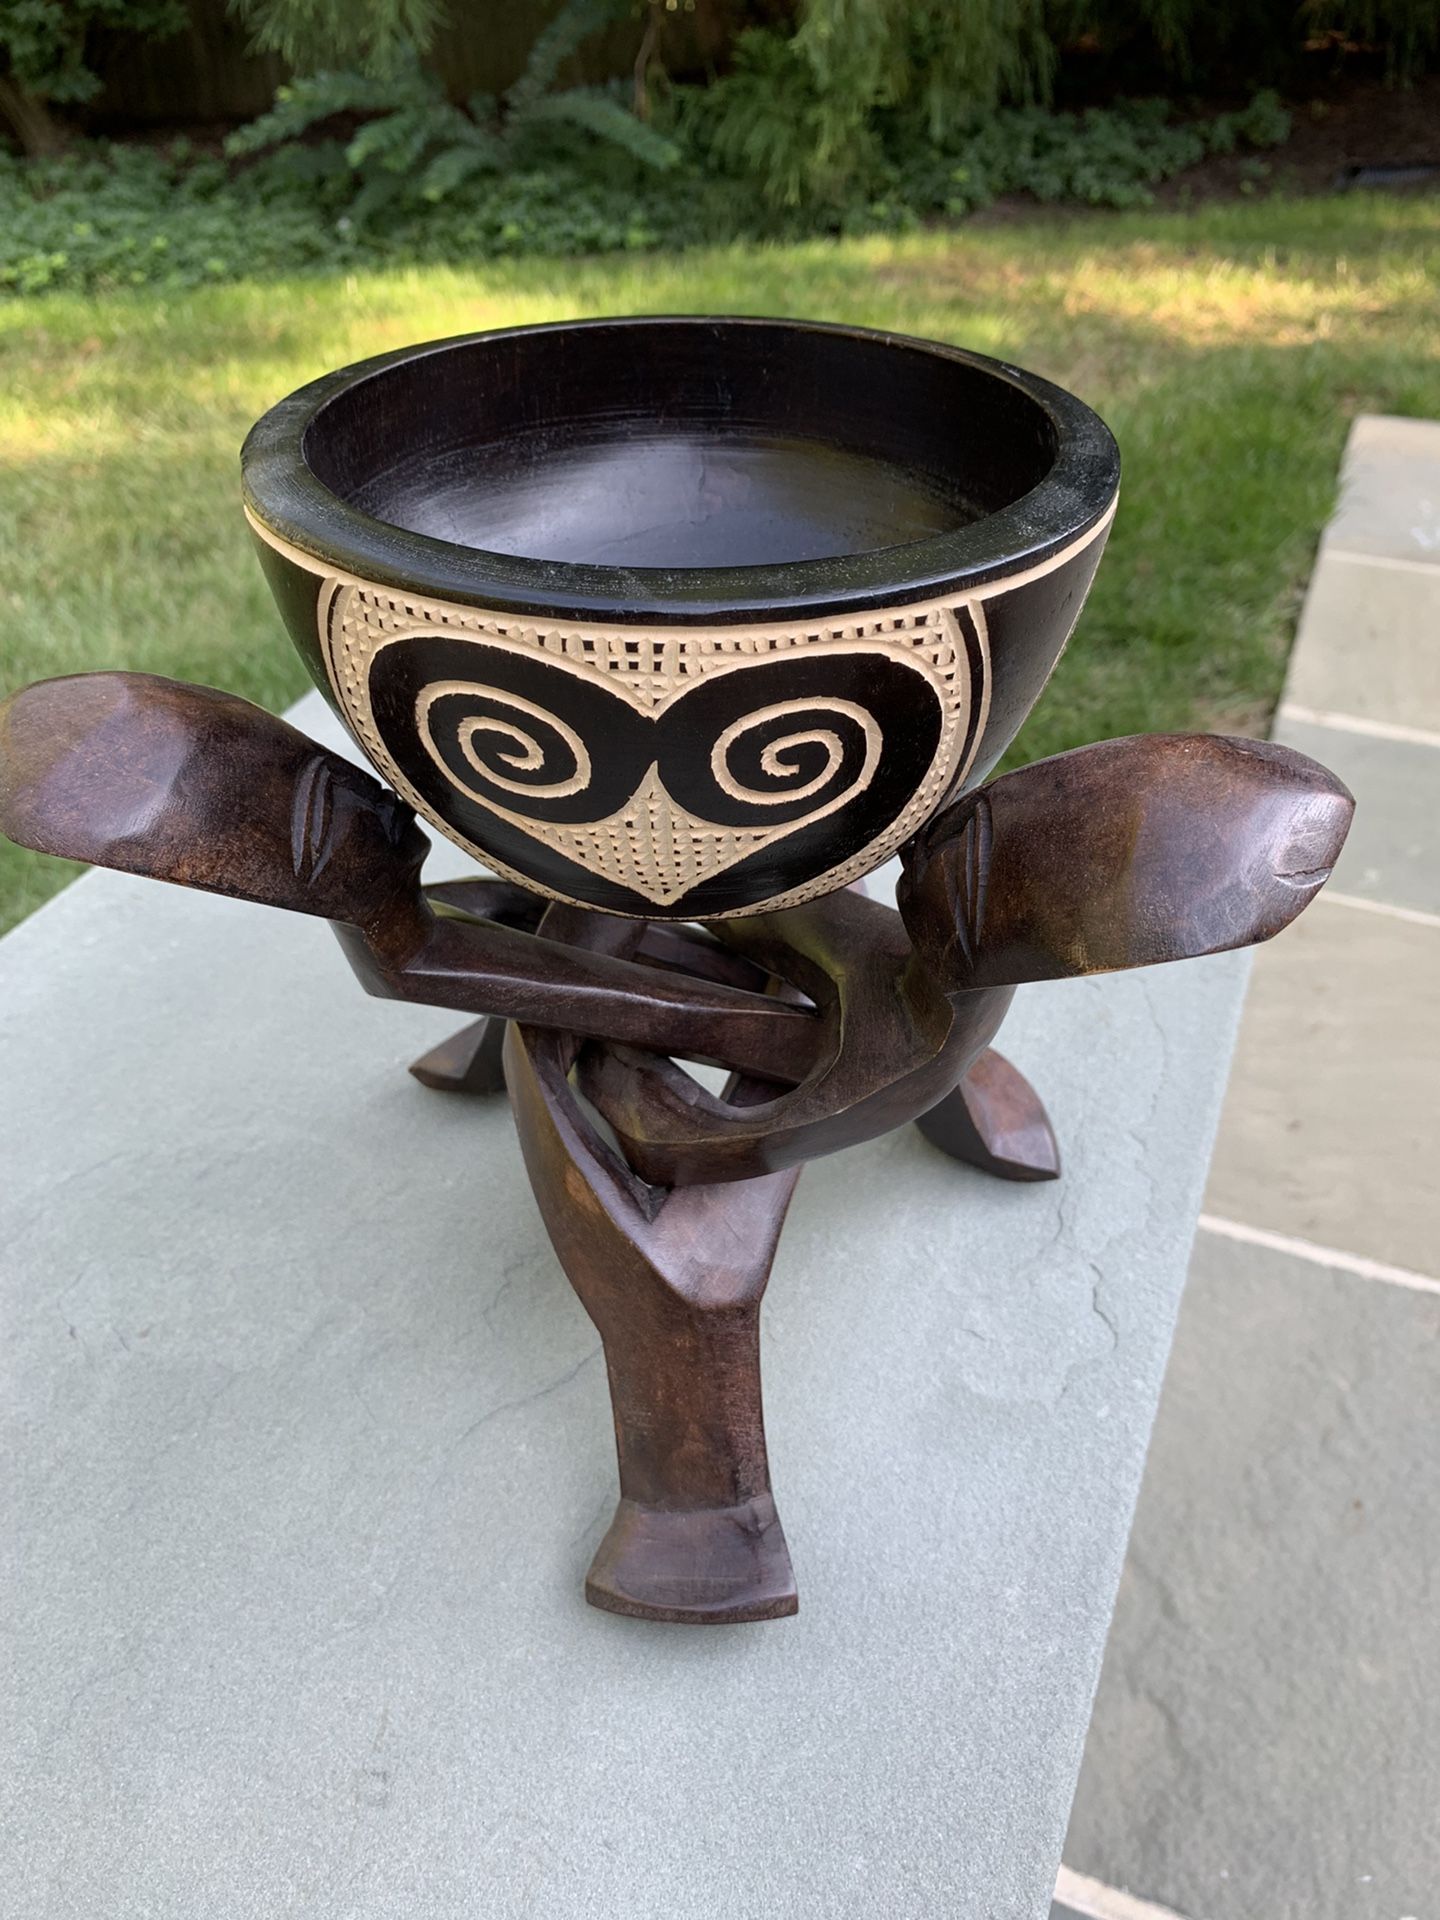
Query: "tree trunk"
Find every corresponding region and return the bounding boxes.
[0,76,65,157]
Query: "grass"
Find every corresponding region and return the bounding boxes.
[2,191,1437,933]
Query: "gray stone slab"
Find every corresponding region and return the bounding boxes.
[1286,550,1440,733]
[1064,1229,1440,1920]
[1,698,1249,1920]
[1323,414,1440,568]
[1205,896,1440,1277]
[1275,716,1440,917]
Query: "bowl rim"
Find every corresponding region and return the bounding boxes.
[241,314,1120,624]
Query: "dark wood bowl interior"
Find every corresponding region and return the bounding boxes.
[301,321,1060,572]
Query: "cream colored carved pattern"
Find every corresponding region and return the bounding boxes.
[710,699,881,806]
[415,681,594,801]
[317,579,977,912]
[410,678,893,907]
[244,500,1114,914]
[533,764,782,908]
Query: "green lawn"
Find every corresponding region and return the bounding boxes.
[2,192,1437,933]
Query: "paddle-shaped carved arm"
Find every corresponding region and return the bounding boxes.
[0,670,429,929]
[899,733,1354,989]
[0,672,818,1080]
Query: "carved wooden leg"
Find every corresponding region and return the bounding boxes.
[409,1015,507,1094]
[916,1047,1061,1182]
[585,1280,796,1625]
[506,1018,801,1625]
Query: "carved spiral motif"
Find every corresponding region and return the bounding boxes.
[415,682,592,806]
[709,699,880,810]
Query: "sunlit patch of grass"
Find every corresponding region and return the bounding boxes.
[2,191,1438,931]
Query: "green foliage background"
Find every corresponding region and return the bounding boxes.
[0,0,1433,275]
[1,84,1299,299]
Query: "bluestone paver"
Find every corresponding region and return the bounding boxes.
[1063,413,1440,1919]
[1205,896,1439,1276]
[1065,1233,1440,1920]
[1286,552,1440,733]
[1322,413,1440,567]
[1275,716,1440,917]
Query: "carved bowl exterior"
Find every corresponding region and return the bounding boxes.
[242,317,1119,919]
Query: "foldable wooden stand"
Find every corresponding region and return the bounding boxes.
[0,671,1352,1620]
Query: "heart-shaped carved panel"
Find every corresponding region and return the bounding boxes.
[319,580,986,916]
[368,639,940,914]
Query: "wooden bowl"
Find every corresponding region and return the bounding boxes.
[242,317,1119,918]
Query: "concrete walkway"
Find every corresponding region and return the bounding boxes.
[1053,416,1440,1920]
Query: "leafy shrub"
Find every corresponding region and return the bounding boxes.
[0,138,727,296]
[917,93,1292,217]
[0,143,336,294]
[695,86,1294,222]
[675,8,1299,215]
[681,1,1054,211]
[0,88,1294,299]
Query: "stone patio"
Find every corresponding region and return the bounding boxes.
[1054,415,1440,1920]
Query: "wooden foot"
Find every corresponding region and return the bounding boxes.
[509,1013,801,1623]
[587,1494,798,1625]
[409,1015,507,1094]
[916,1047,1061,1182]
[505,908,801,1624]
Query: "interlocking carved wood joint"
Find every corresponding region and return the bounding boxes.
[0,319,1354,1625]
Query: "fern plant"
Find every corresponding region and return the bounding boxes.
[227,0,679,224]
[678,27,863,209]
[684,0,1054,210]
[795,0,1051,136]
